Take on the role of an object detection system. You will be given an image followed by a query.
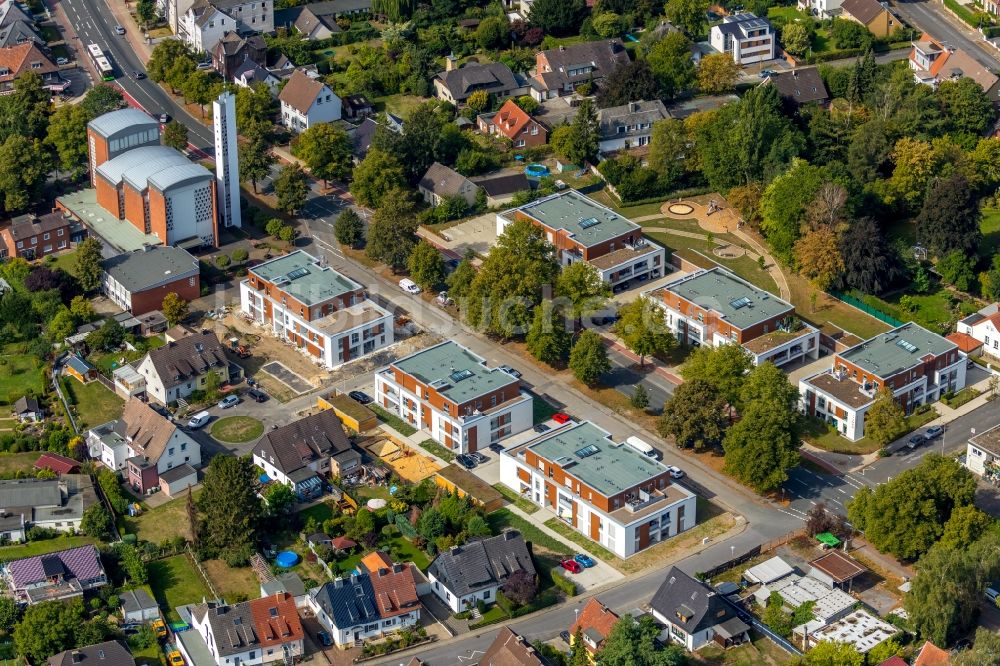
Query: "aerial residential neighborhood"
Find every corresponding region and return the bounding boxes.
[2,0,1000,663]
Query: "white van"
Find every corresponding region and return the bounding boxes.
[399,278,421,295]
[187,411,211,429]
[625,436,657,458]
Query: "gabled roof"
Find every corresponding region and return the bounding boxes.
[946,331,983,353]
[359,550,394,574]
[6,211,72,240]
[427,530,535,598]
[418,162,477,198]
[47,641,135,666]
[119,588,157,613]
[486,99,540,140]
[199,601,259,656]
[8,545,105,589]
[34,452,80,475]
[248,592,304,647]
[570,597,618,653]
[233,59,276,85]
[809,551,866,583]
[369,564,420,618]
[255,409,352,477]
[66,355,96,375]
[279,69,329,115]
[214,31,264,57]
[351,116,378,158]
[480,627,550,666]
[474,173,530,198]
[0,42,57,85]
[0,20,41,49]
[650,567,737,637]
[435,61,518,101]
[534,39,630,89]
[913,641,950,666]
[311,574,379,629]
[114,397,181,464]
[840,0,887,25]
[13,396,39,414]
[144,330,228,389]
[766,67,829,105]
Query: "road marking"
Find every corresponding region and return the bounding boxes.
[829,498,843,507]
[809,500,816,505]
[777,508,806,521]
[837,488,848,494]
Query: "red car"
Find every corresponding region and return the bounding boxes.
[552,413,571,424]
[560,559,582,573]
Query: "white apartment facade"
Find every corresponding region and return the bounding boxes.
[278,70,341,133]
[966,424,1000,480]
[177,0,274,54]
[956,304,1000,360]
[710,13,777,65]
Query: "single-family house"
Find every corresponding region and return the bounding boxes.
[273,0,370,40]
[232,60,281,94]
[279,69,342,132]
[596,100,670,154]
[0,42,67,95]
[709,13,776,65]
[0,475,97,542]
[134,329,234,404]
[342,94,374,120]
[433,59,525,105]
[212,31,266,80]
[417,162,481,208]
[472,173,531,208]
[34,453,80,475]
[650,567,749,651]
[86,397,202,494]
[368,563,421,628]
[0,210,75,260]
[179,593,304,666]
[966,423,1000,480]
[4,544,108,604]
[48,641,135,666]
[350,116,378,162]
[477,99,548,148]
[765,67,830,106]
[955,303,1000,360]
[569,597,619,662]
[177,0,273,55]
[529,40,630,100]
[798,0,843,19]
[100,245,200,316]
[260,572,308,608]
[252,409,360,499]
[12,396,42,422]
[910,33,1000,101]
[481,627,553,665]
[308,573,397,647]
[64,355,98,384]
[840,0,895,37]
[120,588,160,623]
[426,530,536,613]
[913,641,951,666]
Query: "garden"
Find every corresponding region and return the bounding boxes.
[0,344,46,405]
[210,416,264,444]
[60,379,123,430]
[147,554,212,623]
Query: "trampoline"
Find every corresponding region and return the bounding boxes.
[275,551,300,568]
[525,163,550,178]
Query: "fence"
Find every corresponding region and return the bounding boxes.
[697,529,805,581]
[828,291,903,328]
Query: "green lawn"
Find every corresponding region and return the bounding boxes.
[543,518,620,564]
[617,201,668,218]
[942,387,981,408]
[767,5,811,20]
[859,288,957,336]
[355,485,392,502]
[298,501,334,526]
[0,535,97,562]
[47,250,79,277]
[120,490,200,543]
[210,416,264,443]
[493,483,539,514]
[417,438,455,462]
[487,508,572,557]
[371,94,426,119]
[981,208,1000,257]
[531,395,558,424]
[0,347,45,404]
[646,232,778,293]
[803,407,940,455]
[370,404,417,436]
[61,378,124,430]
[148,554,211,623]
[386,536,430,571]
[0,453,40,476]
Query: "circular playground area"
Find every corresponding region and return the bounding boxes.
[713,245,747,259]
[210,416,264,443]
[667,203,694,216]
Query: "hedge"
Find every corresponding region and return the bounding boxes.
[612,185,716,208]
[549,568,577,597]
[806,47,864,63]
[943,0,981,27]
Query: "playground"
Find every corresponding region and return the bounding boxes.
[363,437,441,483]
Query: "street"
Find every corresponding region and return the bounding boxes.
[892,0,1000,67]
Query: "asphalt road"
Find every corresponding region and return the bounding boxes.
[54,0,214,149]
[892,0,1000,67]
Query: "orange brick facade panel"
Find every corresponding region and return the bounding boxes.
[95,177,120,217]
[123,184,146,232]
[389,367,519,418]
[128,274,201,315]
[147,188,168,244]
[87,129,109,186]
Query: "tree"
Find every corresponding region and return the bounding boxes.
[48,308,76,342]
[136,0,156,27]
[87,319,125,352]
[417,507,445,541]
[939,504,995,550]
[80,504,113,540]
[794,227,844,290]
[366,189,418,271]
[723,399,800,492]
[680,344,753,409]
[196,455,263,565]
[982,255,1000,300]
[569,626,589,666]
[182,69,214,116]
[905,540,982,645]
[502,569,537,606]
[613,297,674,367]
[781,23,810,56]
[162,121,189,151]
[938,77,995,137]
[664,0,708,37]
[527,0,587,36]
[238,129,275,194]
[597,60,659,108]
[235,83,273,131]
[631,384,649,409]
[45,104,91,179]
[599,615,687,666]
[446,250,477,301]
[696,53,740,95]
[351,148,407,208]
[952,628,1000,666]
[760,159,825,261]
[13,600,83,662]
[645,32,697,99]
[334,209,364,248]
[0,597,20,634]
[464,219,559,338]
[116,542,148,584]
[863,388,903,448]
[801,641,863,666]
[274,164,308,215]
[916,172,982,257]
[847,454,977,559]
[565,99,599,166]
[569,330,610,386]
[658,379,728,450]
[293,124,353,186]
[80,84,126,117]
[161,292,189,326]
[263,483,296,515]
[936,250,976,291]
[523,301,570,366]
[475,16,508,50]
[0,135,50,213]
[407,241,446,290]
[593,11,624,37]
[837,217,903,295]
[466,89,490,114]
[556,262,610,325]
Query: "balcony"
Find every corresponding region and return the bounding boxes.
[624,487,669,514]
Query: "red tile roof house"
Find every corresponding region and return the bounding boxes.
[910,33,1000,102]
[569,597,619,661]
[955,302,1000,359]
[477,99,548,148]
[0,42,68,95]
[529,39,630,101]
[34,453,81,475]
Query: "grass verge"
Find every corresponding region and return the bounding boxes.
[544,518,619,564]
[370,404,417,436]
[210,416,264,443]
[487,508,572,557]
[942,387,981,409]
[417,438,455,462]
[493,483,539,514]
[803,407,940,455]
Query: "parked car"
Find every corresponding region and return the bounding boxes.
[574,553,596,568]
[186,411,210,429]
[560,559,582,573]
[134,71,146,79]
[158,113,171,123]
[399,278,421,294]
[925,425,944,439]
[533,423,550,433]
[498,365,522,378]
[152,619,167,638]
[666,465,685,479]
[470,452,488,464]
[114,24,126,34]
[905,433,926,450]
[218,395,240,409]
[248,388,268,402]
[488,443,504,453]
[316,630,333,647]
[986,584,1000,606]
[167,651,184,666]
[759,69,777,78]
[456,454,476,470]
[559,630,571,643]
[348,390,373,404]
[55,56,68,65]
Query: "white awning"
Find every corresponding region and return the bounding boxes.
[743,556,794,585]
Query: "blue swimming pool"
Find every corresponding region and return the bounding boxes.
[275,551,299,568]
[525,163,550,178]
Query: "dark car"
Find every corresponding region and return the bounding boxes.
[133,71,146,79]
[456,454,476,470]
[348,390,373,404]
[559,630,571,643]
[488,443,504,453]
[905,433,926,450]
[470,452,488,464]
[533,423,550,433]
[316,631,333,647]
[248,388,268,402]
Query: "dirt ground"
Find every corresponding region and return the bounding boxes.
[363,437,441,483]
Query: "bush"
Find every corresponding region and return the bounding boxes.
[231,248,249,262]
[215,254,231,268]
[549,568,576,596]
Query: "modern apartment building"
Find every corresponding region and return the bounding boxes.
[240,251,393,369]
[709,13,776,65]
[497,190,664,289]
[374,341,533,454]
[647,268,820,367]
[499,421,697,559]
[799,322,966,440]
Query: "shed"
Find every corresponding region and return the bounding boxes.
[316,392,378,432]
[743,556,794,585]
[306,533,332,547]
[815,532,840,548]
[808,551,867,591]
[261,572,308,608]
[434,464,504,513]
[330,536,357,551]
[158,464,198,496]
[34,453,80,475]
[119,587,159,623]
[65,355,98,384]
[138,311,168,336]
[12,396,42,422]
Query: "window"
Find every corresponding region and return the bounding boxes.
[168,447,175,456]
[43,233,50,240]
[484,590,491,599]
[31,237,37,245]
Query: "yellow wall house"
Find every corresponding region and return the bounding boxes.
[839,0,896,38]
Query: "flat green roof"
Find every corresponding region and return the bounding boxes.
[250,250,361,307]
[529,422,668,497]
[502,190,640,248]
[840,322,957,379]
[57,188,161,253]
[392,341,517,405]
[659,268,793,331]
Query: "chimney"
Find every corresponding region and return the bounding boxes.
[445,54,457,72]
[71,652,83,664]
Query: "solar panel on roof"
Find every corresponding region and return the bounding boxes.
[579,217,602,229]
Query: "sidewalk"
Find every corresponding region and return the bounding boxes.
[105,0,153,62]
